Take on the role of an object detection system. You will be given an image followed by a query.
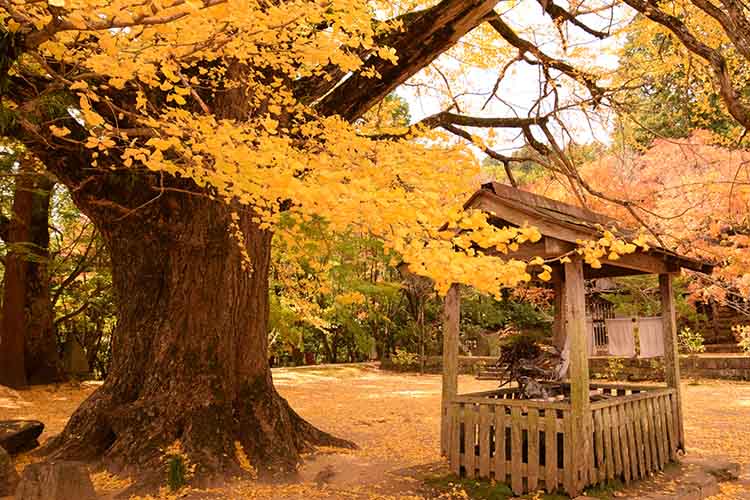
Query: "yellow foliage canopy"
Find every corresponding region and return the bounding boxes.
[3,0,570,295]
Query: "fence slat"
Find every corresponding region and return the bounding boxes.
[545,409,558,492]
[618,404,632,484]
[671,390,683,451]
[639,399,652,475]
[450,403,461,475]
[665,394,676,461]
[563,410,574,494]
[646,398,658,472]
[464,404,476,478]
[611,405,623,478]
[594,409,605,483]
[658,396,670,466]
[479,404,490,478]
[511,407,523,495]
[631,401,645,480]
[528,408,540,491]
[494,406,506,484]
[602,407,614,481]
[654,398,666,470]
[626,402,639,480]
[655,396,669,468]
[588,412,596,485]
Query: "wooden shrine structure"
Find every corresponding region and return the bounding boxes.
[440,183,713,496]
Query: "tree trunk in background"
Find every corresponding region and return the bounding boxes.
[0,167,62,387]
[24,173,63,384]
[0,169,33,388]
[42,173,352,479]
[330,331,340,363]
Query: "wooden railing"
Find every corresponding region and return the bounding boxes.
[444,384,679,496]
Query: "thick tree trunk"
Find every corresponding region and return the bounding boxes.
[42,174,351,480]
[0,167,60,387]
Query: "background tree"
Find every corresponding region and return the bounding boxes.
[613,21,744,148]
[0,149,63,387]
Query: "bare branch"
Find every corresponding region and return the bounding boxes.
[485,12,606,104]
[535,0,611,39]
[440,123,520,186]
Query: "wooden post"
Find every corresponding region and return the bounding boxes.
[660,273,684,451]
[565,260,590,495]
[441,283,460,455]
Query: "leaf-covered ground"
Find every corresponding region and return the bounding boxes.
[1,364,749,499]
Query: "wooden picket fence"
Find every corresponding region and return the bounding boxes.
[443,384,681,496]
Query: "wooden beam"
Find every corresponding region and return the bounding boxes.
[565,259,590,495]
[545,236,574,256]
[602,252,672,274]
[487,182,617,227]
[473,192,596,243]
[660,273,684,451]
[584,265,651,280]
[441,283,460,455]
[483,236,575,261]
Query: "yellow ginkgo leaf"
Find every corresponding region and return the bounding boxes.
[49,125,71,137]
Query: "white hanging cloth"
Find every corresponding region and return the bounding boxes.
[586,319,595,355]
[605,318,636,357]
[637,317,665,358]
[557,320,593,379]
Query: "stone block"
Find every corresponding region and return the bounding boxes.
[0,446,19,496]
[0,421,44,455]
[15,461,97,500]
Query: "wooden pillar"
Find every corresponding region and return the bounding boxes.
[564,260,590,494]
[441,283,460,455]
[660,273,684,451]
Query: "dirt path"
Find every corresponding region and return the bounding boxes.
[1,365,749,499]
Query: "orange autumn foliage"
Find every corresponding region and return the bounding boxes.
[533,131,750,301]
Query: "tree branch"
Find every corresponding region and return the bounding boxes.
[535,0,611,39]
[362,110,549,140]
[691,0,750,61]
[485,12,606,104]
[316,0,502,122]
[440,123,519,186]
[54,301,90,326]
